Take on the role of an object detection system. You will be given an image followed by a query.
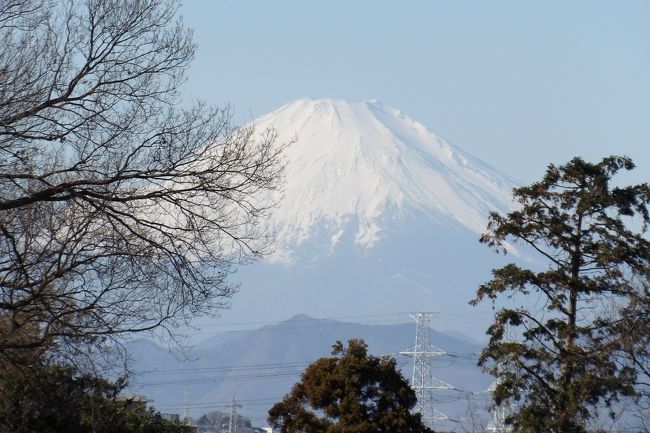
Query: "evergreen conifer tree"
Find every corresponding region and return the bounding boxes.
[268,339,435,433]
[471,156,649,433]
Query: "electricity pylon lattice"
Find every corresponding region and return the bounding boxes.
[225,396,242,433]
[400,312,454,428]
[183,387,190,424]
[486,380,513,433]
[487,324,515,433]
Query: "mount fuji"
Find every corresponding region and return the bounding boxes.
[257,98,515,262]
[216,98,518,340]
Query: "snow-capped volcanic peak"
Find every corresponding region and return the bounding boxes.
[254,98,515,262]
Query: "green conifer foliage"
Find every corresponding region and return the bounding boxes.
[0,360,190,433]
[471,156,649,433]
[268,339,435,433]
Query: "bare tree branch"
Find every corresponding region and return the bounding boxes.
[0,0,286,369]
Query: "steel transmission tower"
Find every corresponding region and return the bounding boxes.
[487,325,515,433]
[486,380,513,433]
[183,387,190,424]
[400,312,454,428]
[225,396,242,433]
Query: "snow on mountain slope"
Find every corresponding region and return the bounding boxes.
[253,98,516,262]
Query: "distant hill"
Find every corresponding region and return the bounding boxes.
[127,315,495,430]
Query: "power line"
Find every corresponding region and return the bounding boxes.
[135,357,415,379]
[134,358,414,387]
[137,360,313,375]
[133,370,303,388]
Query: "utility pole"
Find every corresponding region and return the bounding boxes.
[225,396,242,433]
[400,312,454,429]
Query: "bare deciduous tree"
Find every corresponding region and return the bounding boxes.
[0,0,285,366]
[458,399,490,433]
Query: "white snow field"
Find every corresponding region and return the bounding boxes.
[253,98,516,263]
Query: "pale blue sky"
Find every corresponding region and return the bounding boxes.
[180,0,649,184]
